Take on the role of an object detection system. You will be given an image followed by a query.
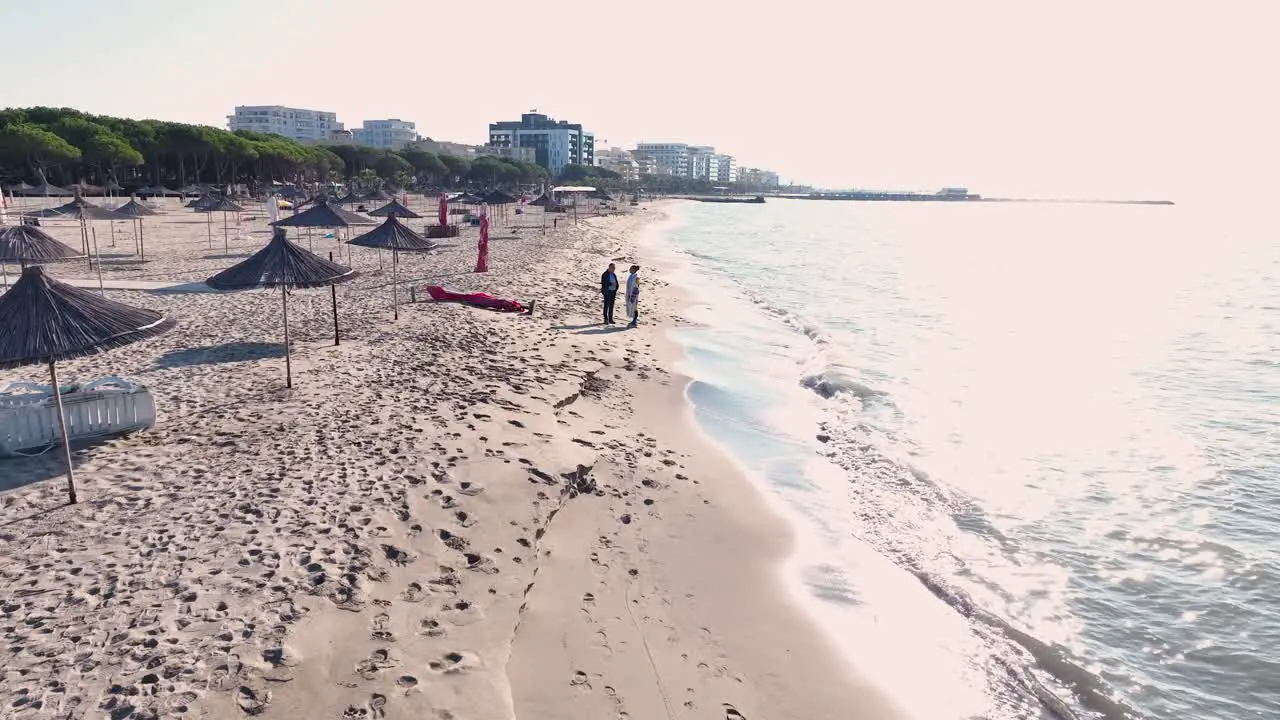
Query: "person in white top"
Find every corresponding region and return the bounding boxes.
[625,265,640,328]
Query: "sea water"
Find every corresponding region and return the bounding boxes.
[650,199,1280,719]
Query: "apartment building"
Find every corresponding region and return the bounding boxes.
[227,105,342,142]
[634,143,691,177]
[488,112,595,176]
[352,119,419,150]
[595,147,640,181]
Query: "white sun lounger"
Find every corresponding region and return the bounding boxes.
[0,377,157,457]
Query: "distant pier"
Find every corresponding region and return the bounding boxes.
[785,188,1173,205]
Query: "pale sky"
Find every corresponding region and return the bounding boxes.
[1,0,1276,201]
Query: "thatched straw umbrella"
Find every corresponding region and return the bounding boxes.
[24,198,119,271]
[64,182,104,197]
[481,190,517,225]
[0,224,85,289]
[206,228,357,387]
[136,185,179,200]
[271,200,374,263]
[15,181,73,198]
[348,215,436,321]
[200,197,246,254]
[0,266,174,504]
[368,199,421,219]
[111,198,158,259]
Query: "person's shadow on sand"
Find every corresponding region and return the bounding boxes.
[573,326,630,336]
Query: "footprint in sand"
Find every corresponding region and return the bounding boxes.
[356,649,397,680]
[401,582,426,603]
[370,613,395,642]
[428,651,480,675]
[236,686,268,715]
[724,703,747,719]
[417,618,446,638]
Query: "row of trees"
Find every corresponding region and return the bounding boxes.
[0,107,551,193]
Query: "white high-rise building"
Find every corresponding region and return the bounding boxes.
[712,154,737,183]
[634,143,691,177]
[353,119,419,149]
[227,105,342,142]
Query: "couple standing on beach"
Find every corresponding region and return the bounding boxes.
[600,263,640,327]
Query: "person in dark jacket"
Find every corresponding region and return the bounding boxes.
[600,263,619,324]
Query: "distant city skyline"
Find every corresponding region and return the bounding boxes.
[1,0,1276,201]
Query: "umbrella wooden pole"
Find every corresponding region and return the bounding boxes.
[206,213,212,248]
[392,248,399,321]
[329,252,340,346]
[281,286,293,388]
[110,220,117,247]
[139,219,146,263]
[80,218,91,269]
[91,227,104,296]
[49,362,78,505]
[223,212,230,254]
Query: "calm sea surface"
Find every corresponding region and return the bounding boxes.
[651,199,1279,719]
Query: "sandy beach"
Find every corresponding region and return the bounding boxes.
[0,198,903,719]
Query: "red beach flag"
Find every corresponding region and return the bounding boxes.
[475,205,490,273]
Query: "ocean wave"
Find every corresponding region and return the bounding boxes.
[814,423,1141,720]
[801,371,888,402]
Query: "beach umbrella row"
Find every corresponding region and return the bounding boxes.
[0,266,175,504]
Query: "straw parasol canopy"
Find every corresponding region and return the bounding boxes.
[200,197,246,253]
[188,194,220,210]
[348,216,436,320]
[16,181,74,197]
[0,265,174,504]
[112,199,158,218]
[481,190,517,205]
[0,224,84,268]
[135,185,179,197]
[450,192,483,205]
[64,182,104,196]
[206,227,357,388]
[528,193,552,206]
[270,200,372,228]
[367,199,422,219]
[334,190,360,206]
[358,188,392,202]
[24,196,117,221]
[271,200,375,262]
[4,181,35,193]
[112,198,159,260]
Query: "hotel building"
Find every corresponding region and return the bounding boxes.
[487,112,596,177]
[227,105,342,142]
[352,119,419,150]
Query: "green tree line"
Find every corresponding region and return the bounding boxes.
[0,106,550,192]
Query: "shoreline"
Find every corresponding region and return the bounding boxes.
[0,199,903,719]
